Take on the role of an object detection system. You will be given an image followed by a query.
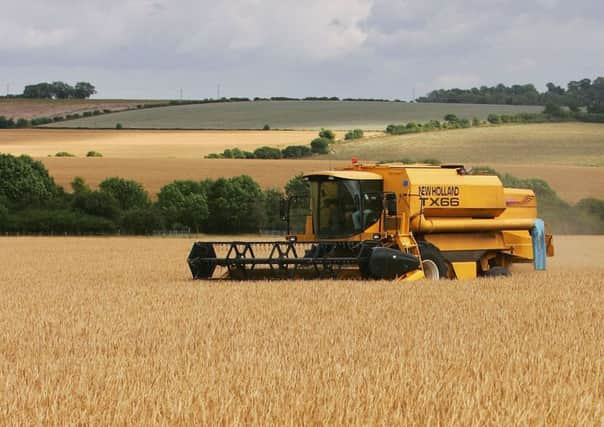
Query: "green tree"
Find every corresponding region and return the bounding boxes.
[157,181,208,231]
[310,138,330,154]
[99,177,150,210]
[0,202,8,228]
[262,188,285,230]
[74,82,96,99]
[281,145,312,158]
[206,175,264,233]
[22,82,53,99]
[253,146,282,159]
[72,191,120,220]
[0,116,15,129]
[179,194,209,232]
[543,103,564,117]
[284,173,310,199]
[50,81,75,99]
[121,208,165,234]
[575,198,604,221]
[15,118,30,128]
[487,114,501,124]
[0,154,59,208]
[319,128,336,141]
[344,129,364,140]
[71,176,91,194]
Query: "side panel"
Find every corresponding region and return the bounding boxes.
[425,230,535,263]
[450,262,478,280]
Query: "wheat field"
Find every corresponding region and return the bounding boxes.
[39,157,604,203]
[0,129,359,158]
[0,235,602,425]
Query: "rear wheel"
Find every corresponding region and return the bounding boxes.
[418,242,449,280]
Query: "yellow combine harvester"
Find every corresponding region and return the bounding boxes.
[188,163,554,280]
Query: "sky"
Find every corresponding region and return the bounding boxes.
[1,0,603,99]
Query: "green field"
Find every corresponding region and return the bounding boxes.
[45,101,542,130]
[330,123,604,167]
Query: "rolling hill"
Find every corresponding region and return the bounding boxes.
[43,101,542,130]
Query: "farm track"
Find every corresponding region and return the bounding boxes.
[0,235,602,425]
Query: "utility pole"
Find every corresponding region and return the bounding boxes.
[217,83,221,99]
[179,88,183,101]
[412,87,416,102]
[6,84,9,96]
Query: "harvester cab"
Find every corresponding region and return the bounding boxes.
[188,163,554,281]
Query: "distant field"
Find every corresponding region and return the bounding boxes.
[0,129,361,158]
[1,235,602,425]
[331,123,604,167]
[0,99,169,120]
[41,158,604,203]
[3,123,602,202]
[43,101,542,130]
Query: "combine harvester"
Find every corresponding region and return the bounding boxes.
[188,163,554,280]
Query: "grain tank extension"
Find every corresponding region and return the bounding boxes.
[188,163,554,280]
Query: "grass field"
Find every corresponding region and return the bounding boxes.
[0,235,602,425]
[331,123,604,167]
[0,99,169,120]
[42,101,542,130]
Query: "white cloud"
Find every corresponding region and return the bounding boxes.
[0,0,602,98]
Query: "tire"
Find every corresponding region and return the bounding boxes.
[418,242,449,280]
[483,266,511,278]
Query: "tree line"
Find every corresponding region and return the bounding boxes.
[0,154,308,235]
[12,81,98,99]
[417,77,604,113]
[205,128,364,159]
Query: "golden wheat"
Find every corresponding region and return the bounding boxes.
[0,235,602,425]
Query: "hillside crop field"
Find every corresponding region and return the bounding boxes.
[0,235,602,425]
[331,122,604,167]
[0,99,169,120]
[43,100,542,130]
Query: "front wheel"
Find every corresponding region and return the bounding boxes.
[418,242,449,280]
